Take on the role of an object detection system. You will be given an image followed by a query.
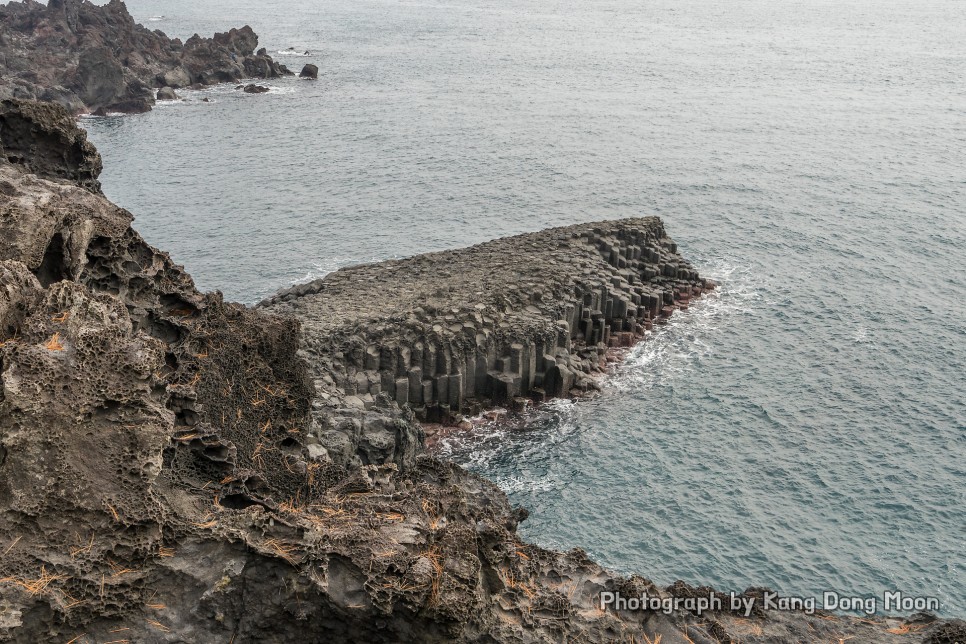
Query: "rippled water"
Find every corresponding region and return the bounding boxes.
[83,0,965,614]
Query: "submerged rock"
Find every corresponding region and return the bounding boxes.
[242,83,270,94]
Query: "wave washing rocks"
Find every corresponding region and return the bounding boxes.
[0,0,292,115]
[0,100,964,643]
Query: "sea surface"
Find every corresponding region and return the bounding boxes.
[82,0,964,615]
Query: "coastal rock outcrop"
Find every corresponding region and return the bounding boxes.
[262,219,712,468]
[0,98,102,192]
[0,100,961,643]
[0,0,292,114]
[300,63,319,79]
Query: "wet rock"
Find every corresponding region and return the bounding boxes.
[300,63,319,79]
[161,66,192,89]
[263,217,717,469]
[242,84,270,94]
[157,86,180,101]
[73,47,127,109]
[212,25,259,56]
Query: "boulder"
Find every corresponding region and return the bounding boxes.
[156,87,179,101]
[72,47,125,110]
[161,67,192,89]
[242,84,270,94]
[300,63,319,80]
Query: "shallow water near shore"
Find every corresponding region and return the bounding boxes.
[83,0,965,614]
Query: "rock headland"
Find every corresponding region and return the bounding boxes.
[0,0,292,115]
[0,100,962,643]
[261,218,713,468]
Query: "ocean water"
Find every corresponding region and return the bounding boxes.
[82,0,964,615]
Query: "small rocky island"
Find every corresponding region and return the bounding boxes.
[1,99,962,643]
[0,0,292,114]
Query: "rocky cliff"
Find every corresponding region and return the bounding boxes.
[0,100,962,643]
[0,0,291,115]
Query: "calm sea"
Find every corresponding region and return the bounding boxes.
[83,0,965,615]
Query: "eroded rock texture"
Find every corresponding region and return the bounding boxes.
[0,100,962,643]
[0,0,292,115]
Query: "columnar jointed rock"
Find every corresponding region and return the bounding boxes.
[261,220,713,466]
[0,101,961,643]
[0,0,293,114]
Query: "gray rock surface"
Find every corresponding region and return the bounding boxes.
[156,87,179,101]
[300,63,319,79]
[0,100,961,643]
[0,0,292,114]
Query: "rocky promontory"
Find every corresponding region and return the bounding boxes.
[260,218,713,468]
[0,0,291,115]
[0,100,963,643]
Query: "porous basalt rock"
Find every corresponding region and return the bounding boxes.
[0,101,959,643]
[0,99,102,192]
[0,0,292,115]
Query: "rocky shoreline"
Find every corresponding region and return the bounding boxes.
[1,99,962,643]
[0,0,293,115]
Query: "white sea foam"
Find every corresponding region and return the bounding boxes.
[608,261,761,393]
[289,255,404,286]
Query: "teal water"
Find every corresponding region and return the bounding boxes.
[82,0,964,614]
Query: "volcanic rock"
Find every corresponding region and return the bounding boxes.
[156,86,179,101]
[300,63,319,79]
[0,100,958,644]
[0,0,293,114]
